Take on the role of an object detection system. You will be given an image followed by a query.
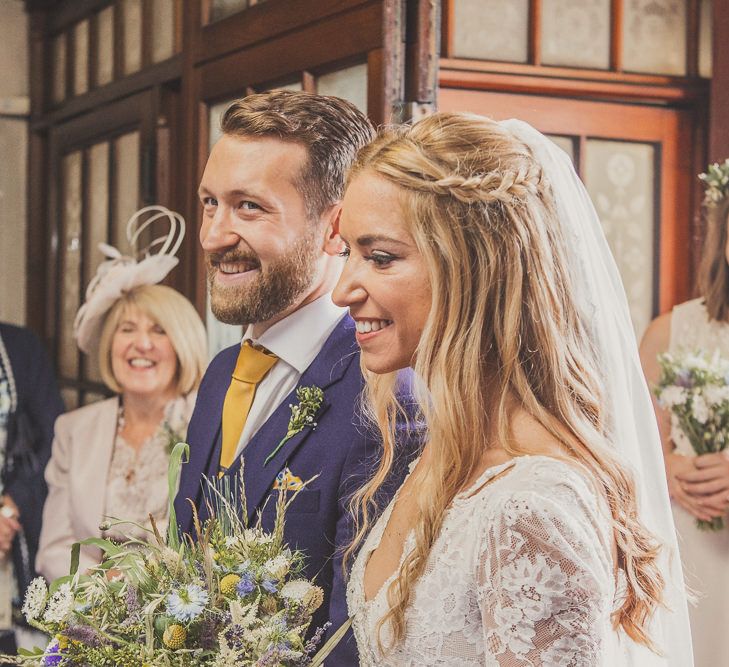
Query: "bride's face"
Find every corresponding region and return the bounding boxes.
[333,171,432,374]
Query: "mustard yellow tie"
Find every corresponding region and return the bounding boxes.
[220,341,278,474]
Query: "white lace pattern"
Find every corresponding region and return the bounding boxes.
[347,456,627,666]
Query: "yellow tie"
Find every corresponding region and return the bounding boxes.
[219,341,278,474]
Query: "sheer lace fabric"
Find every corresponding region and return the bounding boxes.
[104,396,190,542]
[348,456,628,666]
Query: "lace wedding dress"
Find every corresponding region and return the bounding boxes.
[347,455,659,666]
[669,297,729,667]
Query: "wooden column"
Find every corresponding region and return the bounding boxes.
[709,0,729,162]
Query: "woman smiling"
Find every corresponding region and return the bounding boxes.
[36,208,206,582]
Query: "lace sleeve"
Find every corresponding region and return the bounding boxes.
[476,480,614,666]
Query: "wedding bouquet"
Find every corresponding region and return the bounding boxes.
[655,350,729,530]
[6,444,344,666]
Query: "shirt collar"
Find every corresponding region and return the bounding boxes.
[242,294,347,374]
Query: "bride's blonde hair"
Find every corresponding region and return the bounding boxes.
[346,112,664,651]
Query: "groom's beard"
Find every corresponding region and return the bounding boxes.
[206,235,320,326]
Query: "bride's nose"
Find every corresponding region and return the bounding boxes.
[333,261,367,308]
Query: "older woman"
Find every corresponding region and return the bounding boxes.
[36,209,207,582]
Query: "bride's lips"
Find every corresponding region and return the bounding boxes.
[353,317,393,343]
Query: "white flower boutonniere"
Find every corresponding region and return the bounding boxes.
[264,385,324,466]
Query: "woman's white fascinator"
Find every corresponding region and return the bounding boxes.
[73,205,185,354]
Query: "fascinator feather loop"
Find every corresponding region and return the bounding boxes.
[73,205,186,355]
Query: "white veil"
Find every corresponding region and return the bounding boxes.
[500,119,693,665]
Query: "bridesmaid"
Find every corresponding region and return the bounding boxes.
[640,160,729,667]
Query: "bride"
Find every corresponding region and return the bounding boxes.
[332,113,693,665]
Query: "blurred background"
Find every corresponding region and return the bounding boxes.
[0,0,726,408]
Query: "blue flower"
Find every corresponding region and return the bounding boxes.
[675,369,694,388]
[236,571,256,597]
[41,639,64,666]
[166,583,209,622]
[262,578,278,594]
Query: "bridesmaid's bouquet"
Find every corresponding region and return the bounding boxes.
[655,350,729,530]
[5,444,345,666]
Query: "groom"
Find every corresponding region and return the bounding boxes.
[174,91,413,664]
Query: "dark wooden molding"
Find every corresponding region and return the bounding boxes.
[197,5,381,101]
[709,0,729,162]
[30,55,182,129]
[439,58,709,106]
[195,0,372,65]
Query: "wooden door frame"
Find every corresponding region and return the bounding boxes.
[438,88,701,317]
[46,90,158,390]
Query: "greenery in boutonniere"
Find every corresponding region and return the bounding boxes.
[264,386,324,466]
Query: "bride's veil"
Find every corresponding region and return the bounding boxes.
[500,119,693,665]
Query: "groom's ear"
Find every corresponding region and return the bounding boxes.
[322,205,345,256]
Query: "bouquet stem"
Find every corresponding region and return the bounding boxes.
[697,516,725,531]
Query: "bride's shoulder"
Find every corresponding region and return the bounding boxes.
[472,455,605,534]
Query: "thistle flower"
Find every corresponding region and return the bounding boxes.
[22,577,48,622]
[220,574,241,596]
[162,623,187,649]
[166,583,209,622]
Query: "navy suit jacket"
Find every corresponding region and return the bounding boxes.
[174,315,417,665]
[0,323,64,590]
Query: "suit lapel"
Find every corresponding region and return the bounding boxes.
[185,346,238,510]
[228,316,358,521]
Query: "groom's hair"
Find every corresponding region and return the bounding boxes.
[220,90,375,219]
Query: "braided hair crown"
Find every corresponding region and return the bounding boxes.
[350,112,547,208]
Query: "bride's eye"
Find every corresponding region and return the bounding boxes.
[369,251,396,267]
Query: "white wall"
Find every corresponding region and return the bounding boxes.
[0,1,28,325]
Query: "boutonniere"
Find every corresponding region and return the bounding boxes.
[264,385,324,465]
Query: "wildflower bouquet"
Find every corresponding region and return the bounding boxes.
[7,444,346,666]
[655,350,729,530]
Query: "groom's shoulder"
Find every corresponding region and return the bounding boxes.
[205,342,240,376]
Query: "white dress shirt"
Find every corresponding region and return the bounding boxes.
[234,294,347,458]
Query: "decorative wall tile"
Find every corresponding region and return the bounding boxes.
[452,0,529,62]
[584,139,656,338]
[542,0,610,69]
[623,0,687,75]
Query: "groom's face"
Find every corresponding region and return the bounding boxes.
[198,134,322,327]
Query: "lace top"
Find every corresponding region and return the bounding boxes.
[347,456,628,666]
[104,395,191,542]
